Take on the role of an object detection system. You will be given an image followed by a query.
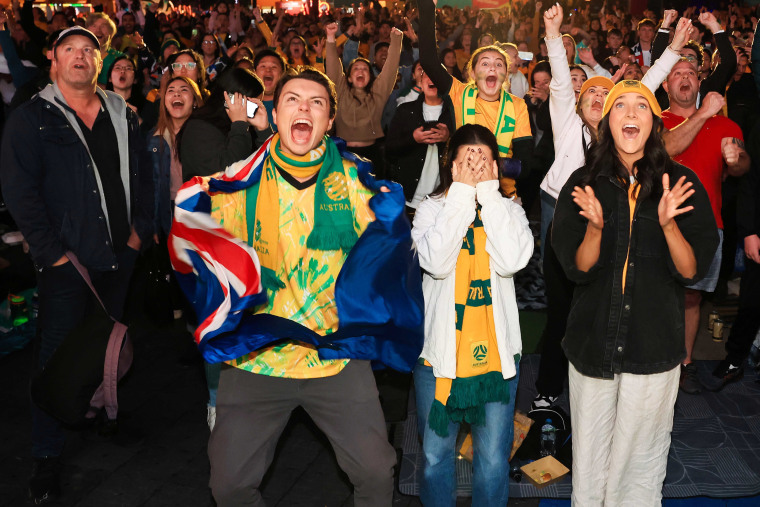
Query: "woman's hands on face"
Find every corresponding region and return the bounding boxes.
[572,185,604,230]
[452,149,480,187]
[452,147,497,187]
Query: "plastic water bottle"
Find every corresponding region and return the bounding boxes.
[540,419,557,457]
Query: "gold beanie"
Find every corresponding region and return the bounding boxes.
[602,80,662,117]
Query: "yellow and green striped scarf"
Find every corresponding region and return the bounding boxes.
[245,134,358,291]
[461,84,516,158]
[427,206,515,437]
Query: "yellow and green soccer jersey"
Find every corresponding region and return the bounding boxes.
[210,159,375,378]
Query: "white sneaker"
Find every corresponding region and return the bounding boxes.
[207,405,216,432]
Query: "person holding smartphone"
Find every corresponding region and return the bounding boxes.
[178,67,268,181]
[387,71,455,218]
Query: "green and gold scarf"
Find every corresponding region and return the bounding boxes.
[461,84,516,158]
[245,134,358,292]
[428,206,515,437]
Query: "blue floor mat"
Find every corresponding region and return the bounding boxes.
[399,355,760,499]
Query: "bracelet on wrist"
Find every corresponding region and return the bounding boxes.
[544,33,562,40]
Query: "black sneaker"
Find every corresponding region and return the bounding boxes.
[531,394,559,411]
[679,363,702,394]
[711,359,744,389]
[28,457,61,504]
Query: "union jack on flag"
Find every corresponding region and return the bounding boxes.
[168,137,273,357]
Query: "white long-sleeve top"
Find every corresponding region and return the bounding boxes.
[411,181,534,381]
[580,63,612,79]
[539,37,681,200]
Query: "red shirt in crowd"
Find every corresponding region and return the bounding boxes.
[661,111,743,229]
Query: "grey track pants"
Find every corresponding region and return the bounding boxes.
[208,360,396,506]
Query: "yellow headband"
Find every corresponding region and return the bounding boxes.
[579,76,614,100]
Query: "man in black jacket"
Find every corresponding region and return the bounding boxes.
[0,27,152,504]
[386,71,455,219]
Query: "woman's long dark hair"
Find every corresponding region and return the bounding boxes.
[430,124,500,197]
[578,114,672,201]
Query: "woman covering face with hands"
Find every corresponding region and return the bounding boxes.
[411,124,533,507]
[551,80,718,506]
[451,144,499,188]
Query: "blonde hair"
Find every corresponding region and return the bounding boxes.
[464,45,511,92]
[86,12,117,37]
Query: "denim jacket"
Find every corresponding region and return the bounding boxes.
[552,163,719,378]
[144,131,173,237]
[0,84,153,271]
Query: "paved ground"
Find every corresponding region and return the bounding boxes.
[0,272,736,507]
[0,311,546,507]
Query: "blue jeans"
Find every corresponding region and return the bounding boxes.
[414,362,519,507]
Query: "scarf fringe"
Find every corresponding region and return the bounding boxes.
[307,227,358,252]
[428,371,511,436]
[428,400,451,437]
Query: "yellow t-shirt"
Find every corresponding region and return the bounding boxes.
[210,159,375,378]
[448,79,532,196]
[448,79,532,147]
[622,183,639,293]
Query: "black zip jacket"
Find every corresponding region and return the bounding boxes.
[552,163,718,378]
[385,95,455,201]
[0,88,153,271]
[738,119,760,240]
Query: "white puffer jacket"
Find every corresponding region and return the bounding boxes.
[411,181,534,380]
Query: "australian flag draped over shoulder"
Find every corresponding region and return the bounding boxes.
[168,135,424,372]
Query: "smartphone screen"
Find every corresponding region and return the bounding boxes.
[518,51,534,62]
[246,100,258,119]
[422,121,438,131]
